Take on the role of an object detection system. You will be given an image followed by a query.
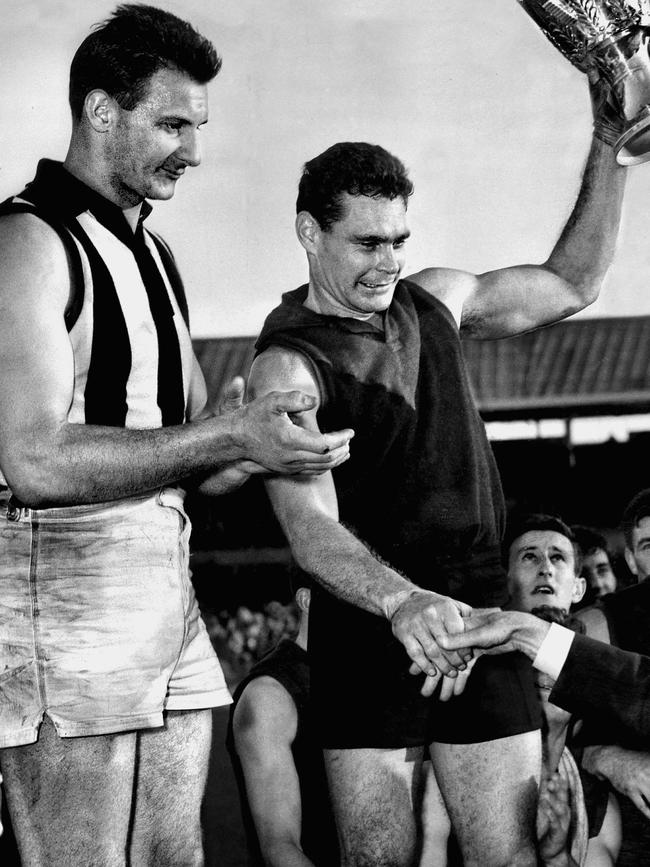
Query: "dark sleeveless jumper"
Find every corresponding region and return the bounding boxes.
[226,640,339,866]
[256,281,540,747]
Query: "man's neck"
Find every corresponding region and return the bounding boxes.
[63,152,143,232]
[304,284,384,330]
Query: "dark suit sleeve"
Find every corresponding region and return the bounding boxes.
[549,633,650,740]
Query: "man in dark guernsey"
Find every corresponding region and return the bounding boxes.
[247,135,626,867]
[226,581,340,867]
[0,7,352,865]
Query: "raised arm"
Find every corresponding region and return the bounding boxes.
[0,215,353,506]
[232,677,315,867]
[248,347,471,678]
[409,134,626,339]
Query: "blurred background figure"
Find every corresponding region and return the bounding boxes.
[572,526,618,606]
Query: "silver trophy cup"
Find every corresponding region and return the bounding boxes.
[517,0,650,164]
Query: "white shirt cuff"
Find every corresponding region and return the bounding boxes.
[532,622,576,681]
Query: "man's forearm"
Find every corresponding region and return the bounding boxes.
[3,416,242,507]
[545,136,626,302]
[284,508,416,618]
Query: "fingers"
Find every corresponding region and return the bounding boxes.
[218,376,246,413]
[320,428,356,452]
[271,389,318,415]
[439,657,478,702]
[402,634,439,678]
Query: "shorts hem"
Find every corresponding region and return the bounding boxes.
[428,719,542,746]
[53,712,165,738]
[0,726,41,748]
[165,688,232,711]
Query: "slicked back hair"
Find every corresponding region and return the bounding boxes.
[69,4,221,120]
[296,142,414,231]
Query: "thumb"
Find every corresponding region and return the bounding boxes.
[219,376,246,414]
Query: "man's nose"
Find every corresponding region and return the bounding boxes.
[179,129,201,167]
[377,246,398,272]
[538,556,553,575]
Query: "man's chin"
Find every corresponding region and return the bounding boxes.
[146,177,178,201]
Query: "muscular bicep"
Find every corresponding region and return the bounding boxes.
[0,215,74,485]
[409,263,584,340]
[248,347,340,528]
[233,679,303,850]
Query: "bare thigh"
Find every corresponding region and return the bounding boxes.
[0,715,136,867]
[324,746,448,867]
[430,730,542,867]
[419,760,451,867]
[129,708,213,867]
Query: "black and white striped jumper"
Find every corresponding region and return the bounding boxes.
[0,159,196,440]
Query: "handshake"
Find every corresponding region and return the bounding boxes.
[404,606,556,699]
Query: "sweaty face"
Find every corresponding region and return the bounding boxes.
[104,67,208,207]
[627,516,650,580]
[308,194,410,315]
[582,549,617,597]
[507,530,585,614]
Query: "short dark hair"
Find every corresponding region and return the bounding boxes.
[621,488,650,549]
[571,525,610,558]
[504,513,582,575]
[296,142,414,230]
[69,4,221,119]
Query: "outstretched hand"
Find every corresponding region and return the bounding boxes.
[437,607,548,661]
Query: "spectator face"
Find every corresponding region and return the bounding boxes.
[507,530,586,614]
[625,516,650,581]
[581,548,617,597]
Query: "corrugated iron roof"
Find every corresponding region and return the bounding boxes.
[193,315,650,421]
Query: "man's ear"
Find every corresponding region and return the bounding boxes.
[295,211,320,253]
[84,90,114,133]
[572,575,587,604]
[625,546,639,577]
[295,586,311,614]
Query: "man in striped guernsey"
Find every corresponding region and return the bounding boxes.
[0,6,353,866]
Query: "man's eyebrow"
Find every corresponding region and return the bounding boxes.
[352,231,411,243]
[158,115,208,127]
[636,535,650,546]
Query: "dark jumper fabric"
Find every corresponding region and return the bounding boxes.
[255,281,541,747]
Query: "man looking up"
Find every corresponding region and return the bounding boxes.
[505,515,621,867]
[247,101,627,867]
[506,514,586,616]
[0,6,352,866]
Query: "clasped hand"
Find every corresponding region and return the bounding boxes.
[390,589,476,698]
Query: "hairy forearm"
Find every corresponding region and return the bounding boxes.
[2,416,242,507]
[545,136,626,301]
[284,509,416,619]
